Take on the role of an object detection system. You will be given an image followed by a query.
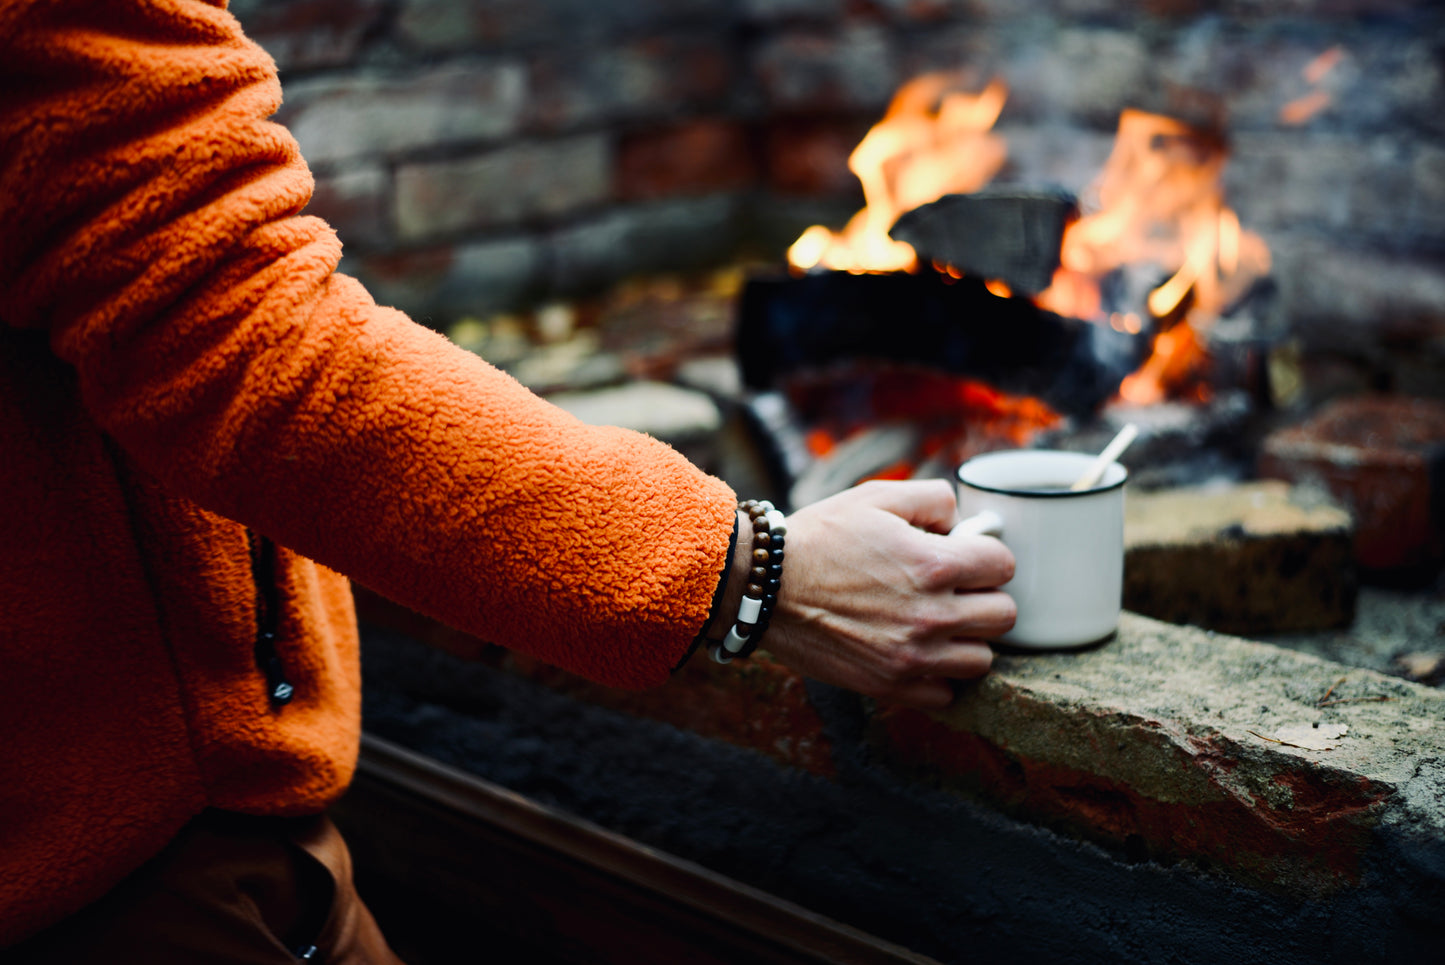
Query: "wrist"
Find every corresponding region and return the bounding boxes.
[710,500,785,662]
[708,510,753,645]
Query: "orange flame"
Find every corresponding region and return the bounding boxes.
[1036,109,1270,401]
[790,76,1271,405]
[787,75,1008,274]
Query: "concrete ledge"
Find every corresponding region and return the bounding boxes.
[869,612,1445,900]
[360,585,1444,905]
[358,606,1445,960]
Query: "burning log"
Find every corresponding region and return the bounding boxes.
[888,188,1077,297]
[735,269,1149,419]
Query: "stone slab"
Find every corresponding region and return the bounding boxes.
[869,611,1445,900]
[1123,480,1356,634]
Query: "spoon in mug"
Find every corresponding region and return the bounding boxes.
[1069,423,1138,491]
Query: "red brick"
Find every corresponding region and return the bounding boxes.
[1259,395,1445,573]
[307,166,389,249]
[349,237,544,322]
[395,135,612,241]
[528,38,734,133]
[763,117,873,195]
[617,121,758,201]
[230,0,387,71]
[752,25,900,113]
[277,63,528,167]
[500,650,837,778]
[1123,481,1356,634]
[397,0,735,52]
[875,707,1386,892]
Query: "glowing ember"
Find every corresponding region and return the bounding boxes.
[789,368,1064,484]
[786,74,1008,274]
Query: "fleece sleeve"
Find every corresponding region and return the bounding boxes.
[0,0,737,689]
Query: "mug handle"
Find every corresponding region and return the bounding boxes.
[950,509,1004,538]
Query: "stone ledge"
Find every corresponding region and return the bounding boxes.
[359,580,1445,907]
[868,612,1445,900]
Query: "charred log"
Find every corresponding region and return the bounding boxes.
[736,269,1149,419]
[888,188,1076,297]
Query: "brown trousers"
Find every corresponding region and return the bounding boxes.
[9,811,404,964]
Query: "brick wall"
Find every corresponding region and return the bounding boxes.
[229,0,1445,394]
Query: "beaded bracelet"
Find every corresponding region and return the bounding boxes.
[710,499,786,664]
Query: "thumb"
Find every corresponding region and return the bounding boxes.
[849,479,959,535]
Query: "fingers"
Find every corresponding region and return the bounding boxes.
[914,640,995,680]
[900,531,1013,594]
[850,478,959,535]
[944,589,1017,640]
[945,534,1015,590]
[870,642,993,709]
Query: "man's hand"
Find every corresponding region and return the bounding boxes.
[762,479,1016,710]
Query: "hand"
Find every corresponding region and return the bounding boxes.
[762,479,1016,710]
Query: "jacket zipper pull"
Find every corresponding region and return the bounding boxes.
[257,630,295,705]
[248,530,295,706]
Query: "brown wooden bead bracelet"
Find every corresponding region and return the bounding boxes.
[710,499,785,664]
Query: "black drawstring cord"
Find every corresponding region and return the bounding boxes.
[248,530,294,706]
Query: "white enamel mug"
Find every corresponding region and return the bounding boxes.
[953,449,1127,650]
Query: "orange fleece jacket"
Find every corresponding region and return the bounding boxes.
[0,0,735,944]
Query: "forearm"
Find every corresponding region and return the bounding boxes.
[0,0,736,687]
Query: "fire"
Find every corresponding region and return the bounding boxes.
[1037,109,1270,401]
[789,369,1064,477]
[1039,110,1270,323]
[786,74,1008,274]
[789,75,1271,407]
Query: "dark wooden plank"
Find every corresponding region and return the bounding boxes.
[335,734,942,965]
[735,271,1147,418]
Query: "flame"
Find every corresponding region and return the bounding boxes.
[787,75,1008,274]
[789,77,1272,406]
[1118,324,1208,406]
[791,369,1063,486]
[1036,109,1270,401]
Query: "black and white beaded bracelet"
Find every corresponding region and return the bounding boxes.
[710,499,786,664]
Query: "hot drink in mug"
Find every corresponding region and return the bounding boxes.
[953,449,1126,649]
